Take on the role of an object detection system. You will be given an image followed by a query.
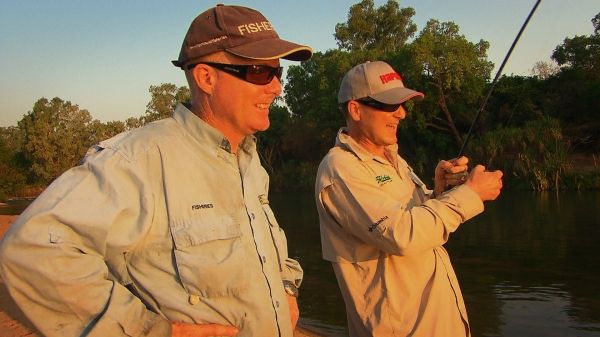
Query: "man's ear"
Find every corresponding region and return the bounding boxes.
[347,101,362,122]
[192,64,216,95]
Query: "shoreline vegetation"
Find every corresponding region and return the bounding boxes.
[1,151,598,204]
[0,150,598,205]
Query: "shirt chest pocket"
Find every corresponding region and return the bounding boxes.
[169,215,248,297]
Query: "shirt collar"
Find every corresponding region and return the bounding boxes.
[335,127,399,164]
[172,103,256,155]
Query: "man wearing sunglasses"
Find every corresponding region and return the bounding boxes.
[315,61,503,337]
[0,4,311,337]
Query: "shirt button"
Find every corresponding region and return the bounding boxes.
[275,300,280,308]
[262,256,267,263]
[188,294,200,305]
[251,213,256,220]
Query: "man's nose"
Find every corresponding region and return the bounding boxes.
[393,105,406,119]
[265,76,282,96]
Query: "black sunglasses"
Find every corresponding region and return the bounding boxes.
[356,97,406,112]
[187,62,283,85]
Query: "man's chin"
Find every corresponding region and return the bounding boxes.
[383,136,398,146]
[253,122,271,133]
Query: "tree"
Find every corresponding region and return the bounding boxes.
[0,127,26,200]
[19,97,96,184]
[484,75,544,129]
[412,19,493,148]
[547,12,600,151]
[472,117,569,191]
[88,120,127,143]
[142,83,190,124]
[125,116,144,130]
[334,0,417,53]
[256,103,290,174]
[530,61,560,79]
[552,12,600,74]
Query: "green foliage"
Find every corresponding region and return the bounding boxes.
[88,120,127,143]
[334,0,417,53]
[257,103,291,174]
[19,98,97,184]
[14,97,132,186]
[484,75,545,128]
[563,169,600,190]
[0,127,26,201]
[471,117,570,191]
[412,19,493,147]
[544,13,600,152]
[142,83,190,124]
[551,13,600,74]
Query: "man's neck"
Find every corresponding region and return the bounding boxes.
[348,133,386,159]
[190,103,243,154]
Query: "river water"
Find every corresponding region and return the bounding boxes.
[271,190,600,337]
[2,191,599,336]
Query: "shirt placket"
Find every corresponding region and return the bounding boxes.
[237,148,288,336]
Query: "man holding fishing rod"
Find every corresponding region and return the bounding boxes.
[315,61,503,337]
[0,4,311,337]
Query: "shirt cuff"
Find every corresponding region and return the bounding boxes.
[281,257,303,288]
[441,184,485,221]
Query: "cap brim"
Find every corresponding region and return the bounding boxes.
[370,87,425,104]
[226,38,313,61]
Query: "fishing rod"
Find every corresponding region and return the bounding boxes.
[457,0,542,157]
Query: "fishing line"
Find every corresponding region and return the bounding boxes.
[457,0,543,157]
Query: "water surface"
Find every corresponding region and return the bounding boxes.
[271,191,600,337]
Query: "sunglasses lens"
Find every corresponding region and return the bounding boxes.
[358,98,402,112]
[380,103,401,112]
[246,66,282,85]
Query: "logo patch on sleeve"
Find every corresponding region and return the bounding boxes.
[368,215,389,232]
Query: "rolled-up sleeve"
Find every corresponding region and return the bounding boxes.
[282,256,303,288]
[321,160,484,257]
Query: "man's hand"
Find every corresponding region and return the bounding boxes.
[171,322,239,337]
[465,165,503,201]
[287,294,299,330]
[434,156,469,196]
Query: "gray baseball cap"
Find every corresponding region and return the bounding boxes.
[338,61,424,104]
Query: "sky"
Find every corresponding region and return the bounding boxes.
[0,0,598,127]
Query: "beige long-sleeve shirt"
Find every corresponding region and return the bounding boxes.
[315,129,484,337]
[0,104,302,337]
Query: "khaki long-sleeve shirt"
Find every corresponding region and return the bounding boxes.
[315,129,484,337]
[0,104,302,337]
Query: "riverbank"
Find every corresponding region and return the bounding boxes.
[0,215,324,337]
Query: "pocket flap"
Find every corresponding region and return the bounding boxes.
[170,216,241,248]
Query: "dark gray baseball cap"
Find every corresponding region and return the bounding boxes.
[172,4,313,69]
[338,61,424,104]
